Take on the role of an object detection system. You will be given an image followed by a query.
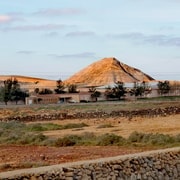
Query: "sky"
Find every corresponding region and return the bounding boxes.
[0,0,180,81]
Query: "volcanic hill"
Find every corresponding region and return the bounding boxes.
[64,57,155,87]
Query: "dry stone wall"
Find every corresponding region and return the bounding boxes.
[0,106,180,122]
[0,147,179,180]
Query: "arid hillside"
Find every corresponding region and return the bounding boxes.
[64,57,155,87]
[0,75,56,91]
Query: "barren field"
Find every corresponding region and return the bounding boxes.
[42,115,180,138]
[0,101,179,172]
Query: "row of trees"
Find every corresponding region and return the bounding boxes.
[34,79,172,100]
[105,80,171,100]
[0,78,29,105]
[104,81,152,100]
[0,77,173,105]
[34,80,79,95]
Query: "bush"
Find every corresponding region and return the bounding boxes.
[18,133,47,145]
[97,124,114,129]
[62,123,88,129]
[0,121,25,130]
[26,123,62,132]
[55,136,76,147]
[175,134,180,142]
[97,133,125,146]
[128,131,179,146]
[149,134,175,146]
[26,123,46,131]
[78,132,97,145]
[54,133,97,146]
[128,131,144,143]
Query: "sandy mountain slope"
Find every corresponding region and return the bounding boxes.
[0,75,56,91]
[64,57,155,87]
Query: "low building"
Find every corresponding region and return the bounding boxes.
[25,92,93,105]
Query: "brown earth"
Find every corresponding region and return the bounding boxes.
[0,145,153,172]
[0,114,179,172]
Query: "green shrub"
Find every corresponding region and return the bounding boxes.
[0,121,25,130]
[128,131,179,146]
[55,136,76,147]
[18,133,47,145]
[97,124,114,129]
[62,123,88,129]
[40,138,56,146]
[0,128,4,136]
[149,134,175,146]
[175,134,180,142]
[26,123,62,132]
[97,133,125,146]
[128,131,144,143]
[26,123,46,131]
[55,133,97,146]
[78,132,97,145]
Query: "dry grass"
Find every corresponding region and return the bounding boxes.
[42,114,180,139]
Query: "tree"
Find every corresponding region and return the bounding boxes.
[0,78,29,105]
[130,81,151,98]
[157,81,170,95]
[89,87,101,101]
[39,88,53,94]
[113,81,127,100]
[68,84,78,93]
[1,78,13,105]
[11,78,21,104]
[34,88,40,94]
[104,86,116,99]
[54,79,66,94]
[105,82,126,100]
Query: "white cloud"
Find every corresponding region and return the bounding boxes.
[66,31,95,37]
[49,52,96,59]
[0,14,24,24]
[2,24,75,32]
[44,32,59,37]
[0,15,12,23]
[34,8,84,16]
[108,32,180,47]
[17,50,35,54]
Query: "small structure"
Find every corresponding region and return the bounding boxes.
[26,92,92,105]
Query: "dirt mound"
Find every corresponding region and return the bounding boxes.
[64,57,155,87]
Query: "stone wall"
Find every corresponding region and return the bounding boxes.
[0,106,180,122]
[0,147,179,180]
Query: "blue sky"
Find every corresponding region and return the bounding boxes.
[0,0,180,80]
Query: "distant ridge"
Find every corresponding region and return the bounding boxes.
[0,75,56,91]
[0,75,50,82]
[64,57,155,87]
